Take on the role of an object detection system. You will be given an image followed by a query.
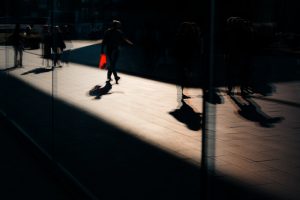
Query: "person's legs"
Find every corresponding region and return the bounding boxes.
[110,50,120,83]
[14,47,18,67]
[106,52,113,80]
[176,60,190,101]
[240,55,252,97]
[46,59,49,67]
[57,53,62,67]
[107,69,112,80]
[52,49,57,67]
[19,48,23,66]
[226,54,235,95]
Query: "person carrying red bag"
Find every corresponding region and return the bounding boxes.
[101,20,133,84]
[99,53,107,69]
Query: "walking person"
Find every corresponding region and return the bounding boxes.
[11,24,24,67]
[101,20,133,84]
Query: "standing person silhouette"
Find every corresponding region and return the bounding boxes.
[174,22,202,102]
[11,24,24,67]
[101,20,133,84]
[41,25,51,67]
[51,26,66,67]
[225,17,254,97]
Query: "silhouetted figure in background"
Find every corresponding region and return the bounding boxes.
[24,25,32,37]
[174,22,202,102]
[101,20,133,84]
[61,25,73,66]
[51,26,66,67]
[225,17,254,97]
[11,24,24,67]
[42,25,52,67]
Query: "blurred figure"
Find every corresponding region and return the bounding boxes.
[225,17,254,97]
[101,20,133,84]
[51,26,66,67]
[41,25,52,67]
[61,25,73,66]
[23,25,33,49]
[11,24,24,67]
[24,25,32,37]
[174,22,202,102]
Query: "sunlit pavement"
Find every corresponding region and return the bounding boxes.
[1,42,300,200]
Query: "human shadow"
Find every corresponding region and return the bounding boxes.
[21,67,53,75]
[0,66,21,72]
[169,100,202,131]
[0,71,285,200]
[88,81,112,99]
[229,95,284,127]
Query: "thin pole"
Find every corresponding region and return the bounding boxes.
[50,0,55,161]
[201,0,216,199]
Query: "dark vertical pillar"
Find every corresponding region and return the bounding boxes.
[201,0,217,199]
[50,0,56,160]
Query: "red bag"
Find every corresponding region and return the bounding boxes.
[99,53,107,69]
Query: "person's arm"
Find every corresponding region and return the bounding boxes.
[119,30,133,46]
[124,38,133,46]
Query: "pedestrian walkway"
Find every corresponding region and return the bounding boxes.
[1,41,300,200]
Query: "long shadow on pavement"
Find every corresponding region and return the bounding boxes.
[21,67,53,75]
[169,100,202,131]
[0,65,21,72]
[0,73,284,200]
[88,81,112,100]
[229,95,284,127]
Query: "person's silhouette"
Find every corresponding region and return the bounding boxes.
[11,24,24,67]
[225,17,254,97]
[41,25,51,67]
[174,22,202,101]
[51,26,66,67]
[101,20,133,84]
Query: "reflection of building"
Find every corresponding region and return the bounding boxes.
[2,0,300,37]
[220,0,300,33]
